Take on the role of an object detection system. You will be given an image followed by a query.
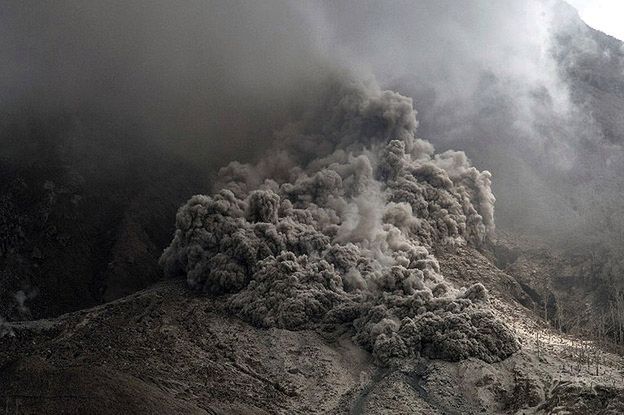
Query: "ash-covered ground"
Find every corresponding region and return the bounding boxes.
[2,244,623,414]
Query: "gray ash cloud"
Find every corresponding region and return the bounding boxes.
[161,74,518,364]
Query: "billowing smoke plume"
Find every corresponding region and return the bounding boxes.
[307,0,624,250]
[161,74,518,364]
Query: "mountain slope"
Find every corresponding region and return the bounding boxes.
[2,247,623,414]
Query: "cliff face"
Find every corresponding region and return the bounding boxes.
[554,5,624,146]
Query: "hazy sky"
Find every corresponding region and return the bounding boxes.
[567,0,624,40]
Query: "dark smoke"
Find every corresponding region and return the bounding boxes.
[161,74,519,364]
[0,1,336,166]
[2,0,619,243]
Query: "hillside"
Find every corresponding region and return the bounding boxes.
[2,244,623,414]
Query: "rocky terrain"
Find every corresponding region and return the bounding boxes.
[2,242,624,414]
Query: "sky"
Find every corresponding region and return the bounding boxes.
[567,0,624,40]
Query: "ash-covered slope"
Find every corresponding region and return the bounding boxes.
[490,4,624,348]
[2,247,623,414]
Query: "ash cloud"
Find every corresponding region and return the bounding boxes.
[2,0,618,243]
[161,74,519,364]
[0,0,334,166]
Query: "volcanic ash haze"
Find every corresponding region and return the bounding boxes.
[3,0,617,250]
[3,0,624,352]
[4,1,624,414]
